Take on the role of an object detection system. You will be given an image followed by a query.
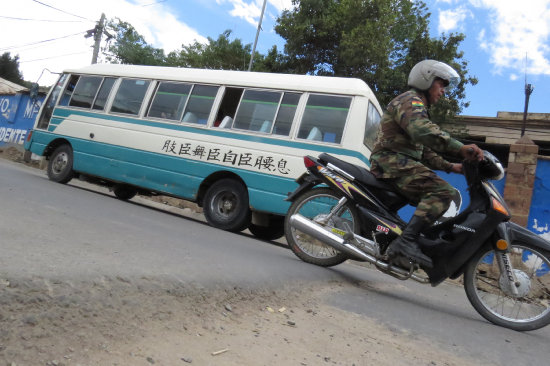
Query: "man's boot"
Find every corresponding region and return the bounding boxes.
[386,215,433,268]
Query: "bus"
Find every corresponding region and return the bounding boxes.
[24,64,382,240]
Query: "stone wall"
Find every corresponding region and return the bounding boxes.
[503,135,539,227]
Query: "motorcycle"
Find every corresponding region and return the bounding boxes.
[284,151,550,331]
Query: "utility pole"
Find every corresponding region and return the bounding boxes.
[521,83,534,136]
[91,13,105,64]
[248,0,267,71]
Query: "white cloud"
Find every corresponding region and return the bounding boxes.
[471,0,550,76]
[438,6,470,33]
[217,0,294,26]
[1,0,207,85]
[217,0,262,26]
[268,0,294,12]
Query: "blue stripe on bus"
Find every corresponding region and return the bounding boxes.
[29,130,296,214]
[52,107,371,167]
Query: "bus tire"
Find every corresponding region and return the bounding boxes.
[203,178,251,232]
[47,144,75,184]
[113,184,137,200]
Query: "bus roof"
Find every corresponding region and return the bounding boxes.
[64,64,379,102]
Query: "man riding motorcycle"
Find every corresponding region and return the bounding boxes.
[369,60,484,268]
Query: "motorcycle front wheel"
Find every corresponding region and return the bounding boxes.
[284,187,360,267]
[463,242,550,331]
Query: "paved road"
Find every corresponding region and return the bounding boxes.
[1,158,549,365]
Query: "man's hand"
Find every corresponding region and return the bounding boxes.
[450,163,463,174]
[459,144,484,161]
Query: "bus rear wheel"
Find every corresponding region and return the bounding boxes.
[203,178,251,232]
[47,144,74,184]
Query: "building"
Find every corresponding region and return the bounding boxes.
[0,77,47,150]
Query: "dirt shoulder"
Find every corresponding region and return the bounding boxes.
[0,275,485,366]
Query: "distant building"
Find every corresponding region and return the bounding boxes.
[440,112,550,165]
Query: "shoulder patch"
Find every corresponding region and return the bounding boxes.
[411,100,424,107]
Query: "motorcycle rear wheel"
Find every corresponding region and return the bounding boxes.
[284,187,360,267]
[463,242,550,331]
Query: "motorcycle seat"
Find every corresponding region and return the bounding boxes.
[318,153,409,211]
[318,153,397,192]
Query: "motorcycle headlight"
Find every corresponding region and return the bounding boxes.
[479,151,505,181]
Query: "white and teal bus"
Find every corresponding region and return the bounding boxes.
[24,64,382,240]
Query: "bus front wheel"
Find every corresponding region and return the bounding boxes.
[203,178,251,232]
[47,144,75,184]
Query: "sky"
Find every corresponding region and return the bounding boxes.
[2,0,550,117]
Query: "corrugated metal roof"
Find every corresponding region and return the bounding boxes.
[0,77,28,95]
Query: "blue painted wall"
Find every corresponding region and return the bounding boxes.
[0,94,44,147]
[528,159,550,241]
[398,171,502,222]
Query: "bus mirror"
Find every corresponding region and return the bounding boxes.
[30,83,39,99]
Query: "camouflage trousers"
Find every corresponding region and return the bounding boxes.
[385,167,456,224]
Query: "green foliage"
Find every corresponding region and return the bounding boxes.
[275,0,477,120]
[105,19,167,65]
[166,30,253,70]
[0,52,25,85]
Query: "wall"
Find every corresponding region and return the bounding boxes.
[0,93,44,149]
[528,158,550,241]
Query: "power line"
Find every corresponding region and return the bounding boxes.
[30,0,94,22]
[0,15,85,23]
[141,0,167,6]
[0,30,88,52]
[19,51,90,63]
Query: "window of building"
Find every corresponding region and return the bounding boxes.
[148,82,191,121]
[297,94,352,144]
[110,79,151,115]
[181,84,218,124]
[69,76,102,108]
[92,78,116,111]
[364,102,381,149]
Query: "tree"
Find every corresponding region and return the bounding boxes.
[104,19,166,65]
[166,30,256,71]
[0,52,25,85]
[275,0,477,120]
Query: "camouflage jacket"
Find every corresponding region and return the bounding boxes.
[369,89,463,179]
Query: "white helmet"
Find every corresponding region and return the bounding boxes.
[408,60,460,91]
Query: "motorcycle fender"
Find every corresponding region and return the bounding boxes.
[505,221,550,251]
[285,173,321,202]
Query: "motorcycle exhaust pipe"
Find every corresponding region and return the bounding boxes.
[289,214,375,261]
[288,214,430,283]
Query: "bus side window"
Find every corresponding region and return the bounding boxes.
[297,94,351,144]
[364,102,381,149]
[233,90,281,132]
[37,73,69,129]
[181,84,218,125]
[110,79,151,115]
[92,78,116,111]
[273,92,300,136]
[58,75,79,107]
[148,81,191,121]
[69,76,103,108]
[214,87,243,128]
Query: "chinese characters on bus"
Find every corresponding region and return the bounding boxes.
[161,139,290,174]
